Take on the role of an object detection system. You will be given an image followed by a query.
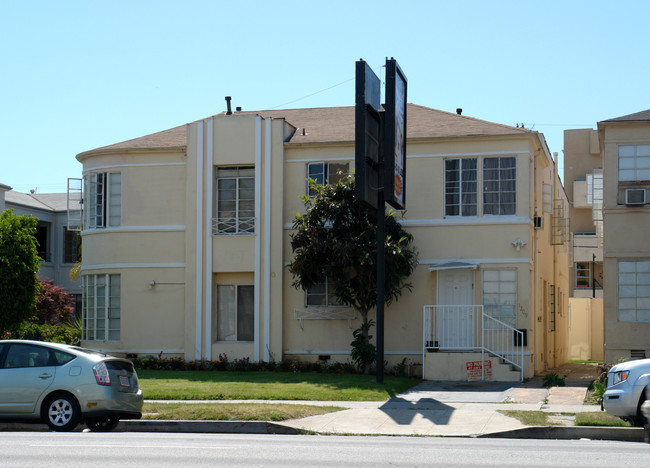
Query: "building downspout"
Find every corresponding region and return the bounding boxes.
[532,149,539,376]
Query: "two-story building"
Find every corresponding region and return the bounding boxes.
[598,110,650,362]
[74,104,569,380]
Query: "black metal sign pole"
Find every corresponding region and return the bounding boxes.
[376,171,385,385]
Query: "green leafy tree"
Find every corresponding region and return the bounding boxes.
[0,210,41,331]
[289,176,418,373]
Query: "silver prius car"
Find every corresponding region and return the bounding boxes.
[0,340,143,432]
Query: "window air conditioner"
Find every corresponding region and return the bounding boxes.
[625,188,646,206]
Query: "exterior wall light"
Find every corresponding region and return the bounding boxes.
[512,238,526,251]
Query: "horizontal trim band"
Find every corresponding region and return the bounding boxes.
[283,350,423,356]
[83,162,186,173]
[83,225,186,235]
[81,263,185,271]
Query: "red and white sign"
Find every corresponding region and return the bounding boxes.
[466,360,492,380]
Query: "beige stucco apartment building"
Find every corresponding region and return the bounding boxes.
[563,129,605,362]
[597,110,650,362]
[75,104,569,380]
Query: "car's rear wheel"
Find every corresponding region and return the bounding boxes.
[42,393,81,432]
[86,416,120,432]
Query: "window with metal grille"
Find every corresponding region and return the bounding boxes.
[549,285,556,332]
[215,167,255,234]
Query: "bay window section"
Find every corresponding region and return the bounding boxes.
[82,274,120,341]
[85,172,121,228]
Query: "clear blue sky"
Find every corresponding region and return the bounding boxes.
[2,0,648,193]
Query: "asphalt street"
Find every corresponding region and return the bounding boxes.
[1,432,649,467]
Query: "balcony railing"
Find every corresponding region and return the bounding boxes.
[423,305,524,381]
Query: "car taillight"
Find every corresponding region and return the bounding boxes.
[93,362,111,386]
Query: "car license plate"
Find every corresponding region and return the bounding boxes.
[119,375,130,387]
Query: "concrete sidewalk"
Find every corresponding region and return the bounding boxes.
[278,378,603,437]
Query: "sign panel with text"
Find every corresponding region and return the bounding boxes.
[383,58,407,210]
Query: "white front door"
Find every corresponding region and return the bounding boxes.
[437,269,475,348]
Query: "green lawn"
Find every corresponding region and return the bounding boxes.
[142,402,344,421]
[137,370,417,401]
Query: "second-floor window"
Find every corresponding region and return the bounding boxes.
[307,162,349,196]
[216,167,255,234]
[63,227,80,264]
[483,157,516,215]
[445,158,477,216]
[445,156,516,216]
[619,145,650,182]
[85,172,121,228]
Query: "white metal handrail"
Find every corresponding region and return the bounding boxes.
[423,305,524,381]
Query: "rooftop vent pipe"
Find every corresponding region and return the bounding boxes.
[225,96,232,115]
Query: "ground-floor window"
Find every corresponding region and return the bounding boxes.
[618,260,650,322]
[306,277,344,307]
[482,269,517,327]
[216,285,254,341]
[82,274,120,341]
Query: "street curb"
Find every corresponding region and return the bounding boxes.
[0,420,301,435]
[1,421,644,441]
[117,420,301,435]
[480,426,645,442]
